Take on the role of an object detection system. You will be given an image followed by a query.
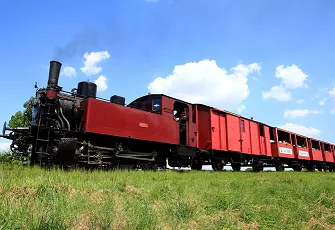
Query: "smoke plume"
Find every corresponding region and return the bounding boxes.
[53,26,101,62]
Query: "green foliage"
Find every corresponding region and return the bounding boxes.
[0,151,12,164]
[0,150,26,165]
[0,167,334,229]
[8,96,35,128]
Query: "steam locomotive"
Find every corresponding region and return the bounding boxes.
[1,60,334,172]
[0,60,198,170]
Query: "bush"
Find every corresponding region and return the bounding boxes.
[0,151,27,165]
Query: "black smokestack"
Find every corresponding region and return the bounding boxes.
[48,61,62,87]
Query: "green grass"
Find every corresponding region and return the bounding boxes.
[0,164,334,230]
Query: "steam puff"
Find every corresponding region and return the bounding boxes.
[53,26,101,61]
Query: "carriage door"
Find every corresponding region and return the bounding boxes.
[259,124,266,155]
[173,101,190,146]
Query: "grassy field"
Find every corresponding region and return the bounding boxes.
[0,164,334,230]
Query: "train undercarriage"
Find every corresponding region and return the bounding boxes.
[3,121,335,173]
[3,128,335,173]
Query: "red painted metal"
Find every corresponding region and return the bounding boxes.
[196,105,271,156]
[308,138,323,162]
[196,105,211,150]
[270,128,295,159]
[294,146,310,160]
[80,98,179,144]
[271,142,295,159]
[292,133,311,161]
[322,142,335,163]
[46,89,57,99]
[240,117,251,154]
[160,96,197,148]
[262,125,272,157]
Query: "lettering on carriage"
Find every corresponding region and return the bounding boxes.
[298,150,309,157]
[279,147,292,155]
[139,122,148,128]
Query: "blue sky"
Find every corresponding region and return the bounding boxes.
[1,0,335,151]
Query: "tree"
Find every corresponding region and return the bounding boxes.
[8,97,35,128]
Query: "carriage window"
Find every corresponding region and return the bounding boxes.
[152,98,161,112]
[324,143,330,152]
[311,140,320,150]
[259,124,264,136]
[296,135,307,147]
[270,127,275,142]
[277,130,290,144]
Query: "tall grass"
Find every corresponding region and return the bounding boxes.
[0,164,334,229]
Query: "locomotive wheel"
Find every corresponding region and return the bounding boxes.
[211,161,224,171]
[231,163,241,171]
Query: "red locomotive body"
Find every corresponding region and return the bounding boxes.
[80,97,179,145]
[1,60,334,172]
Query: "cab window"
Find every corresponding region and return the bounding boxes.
[152,98,161,112]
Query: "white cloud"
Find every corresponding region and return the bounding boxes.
[329,87,335,114]
[329,87,335,97]
[319,87,329,93]
[0,142,10,152]
[80,51,110,76]
[275,64,308,89]
[147,59,261,110]
[283,109,321,118]
[280,123,320,137]
[312,94,320,100]
[262,64,308,101]
[94,75,108,92]
[60,66,76,77]
[236,104,246,113]
[318,98,328,106]
[261,86,291,101]
[296,99,304,104]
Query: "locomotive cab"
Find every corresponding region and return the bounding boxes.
[129,94,198,148]
[128,95,162,114]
